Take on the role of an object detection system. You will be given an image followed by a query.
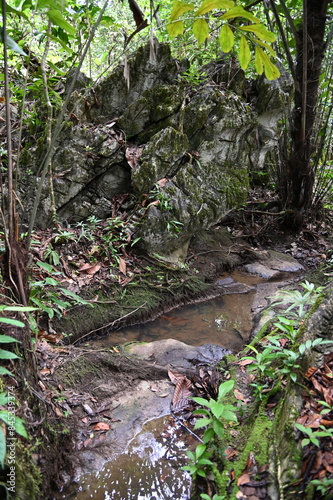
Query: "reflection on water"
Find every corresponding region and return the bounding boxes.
[63,416,194,500]
[62,271,263,500]
[92,271,261,352]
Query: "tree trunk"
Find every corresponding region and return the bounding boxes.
[285,0,328,213]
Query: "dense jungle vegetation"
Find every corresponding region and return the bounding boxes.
[1,0,333,499]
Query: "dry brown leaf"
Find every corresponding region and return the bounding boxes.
[158,393,169,398]
[39,368,51,377]
[92,422,110,431]
[225,446,237,459]
[78,262,101,275]
[237,473,251,486]
[305,366,318,378]
[238,359,253,367]
[157,178,168,188]
[119,257,126,275]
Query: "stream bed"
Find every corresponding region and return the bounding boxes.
[57,268,300,500]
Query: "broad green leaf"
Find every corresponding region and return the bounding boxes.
[47,9,76,36]
[213,419,225,438]
[169,0,194,22]
[255,45,264,75]
[0,335,20,343]
[256,39,276,57]
[194,417,212,429]
[195,443,207,459]
[0,4,30,22]
[219,24,234,53]
[198,458,213,465]
[218,379,234,400]
[0,367,14,377]
[45,277,59,286]
[239,24,276,43]
[203,427,214,443]
[166,20,185,38]
[196,0,234,16]
[0,393,9,405]
[260,49,280,80]
[60,288,91,305]
[0,428,5,468]
[0,30,27,56]
[192,18,209,45]
[0,412,28,438]
[210,400,224,418]
[221,6,260,23]
[37,261,54,272]
[4,306,36,312]
[48,33,73,53]
[0,318,25,327]
[197,469,207,477]
[239,34,251,70]
[221,408,238,421]
[0,349,20,360]
[192,396,211,408]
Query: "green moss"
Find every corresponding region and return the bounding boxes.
[10,442,42,500]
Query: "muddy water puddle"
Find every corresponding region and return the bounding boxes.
[92,271,262,352]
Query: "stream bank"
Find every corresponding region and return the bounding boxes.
[40,244,305,499]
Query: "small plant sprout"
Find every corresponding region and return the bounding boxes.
[181,380,237,481]
[295,423,333,447]
[271,281,324,319]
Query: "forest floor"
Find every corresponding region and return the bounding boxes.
[2,190,333,499]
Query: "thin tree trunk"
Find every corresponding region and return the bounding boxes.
[286,0,328,212]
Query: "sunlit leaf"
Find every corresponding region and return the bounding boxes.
[239,24,276,43]
[47,9,76,36]
[218,379,234,400]
[196,0,234,16]
[169,0,194,22]
[0,349,20,360]
[0,335,20,343]
[221,5,260,23]
[0,318,25,327]
[219,24,234,53]
[166,20,185,38]
[0,412,28,438]
[239,34,251,70]
[255,45,264,74]
[259,48,281,80]
[192,18,209,45]
[256,39,276,57]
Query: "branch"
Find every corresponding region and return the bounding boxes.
[269,0,296,83]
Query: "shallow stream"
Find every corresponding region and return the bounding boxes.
[58,270,294,500]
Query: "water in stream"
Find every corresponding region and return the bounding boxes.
[59,271,274,500]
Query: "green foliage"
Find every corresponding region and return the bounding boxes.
[166,0,280,80]
[0,307,30,469]
[308,477,333,497]
[181,380,237,481]
[294,423,333,448]
[29,261,92,320]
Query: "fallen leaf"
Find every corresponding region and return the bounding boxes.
[225,446,237,459]
[92,422,110,431]
[78,262,101,275]
[39,368,51,377]
[119,257,126,275]
[237,473,251,486]
[158,393,169,398]
[81,417,88,424]
[238,359,254,367]
[305,367,317,378]
[157,178,168,188]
